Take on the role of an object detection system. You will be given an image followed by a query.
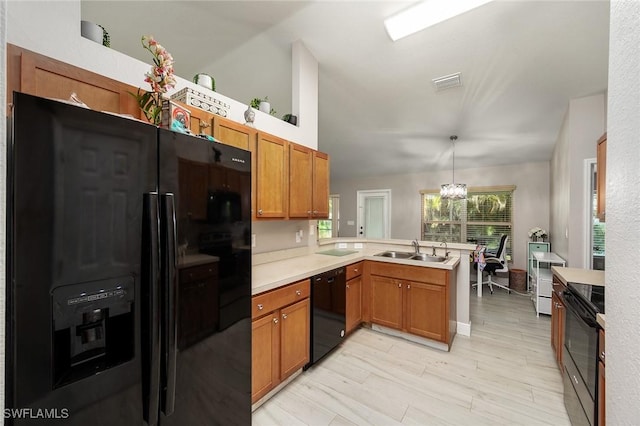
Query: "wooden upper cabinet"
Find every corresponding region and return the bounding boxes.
[597,133,607,222]
[289,143,314,218]
[313,151,330,219]
[289,143,330,219]
[187,106,214,137]
[256,132,288,219]
[8,44,140,117]
[213,117,257,152]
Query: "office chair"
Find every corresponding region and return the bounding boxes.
[473,235,510,294]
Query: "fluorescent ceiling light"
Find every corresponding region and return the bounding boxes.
[384,0,493,41]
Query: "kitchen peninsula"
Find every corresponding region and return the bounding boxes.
[253,238,476,336]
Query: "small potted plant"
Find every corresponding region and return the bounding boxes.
[282,113,297,125]
[250,97,276,115]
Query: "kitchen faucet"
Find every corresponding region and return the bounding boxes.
[412,238,420,254]
[440,241,449,258]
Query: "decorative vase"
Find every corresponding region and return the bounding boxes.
[258,101,271,114]
[536,236,544,242]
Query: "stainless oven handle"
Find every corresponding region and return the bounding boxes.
[563,291,598,327]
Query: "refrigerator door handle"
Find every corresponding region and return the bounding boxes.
[161,193,178,416]
[142,192,161,426]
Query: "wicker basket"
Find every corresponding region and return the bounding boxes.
[509,268,526,292]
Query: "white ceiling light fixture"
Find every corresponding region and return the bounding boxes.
[384,0,493,42]
[440,135,467,200]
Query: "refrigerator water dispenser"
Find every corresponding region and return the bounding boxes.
[52,276,135,388]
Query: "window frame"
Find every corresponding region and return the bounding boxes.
[420,185,515,260]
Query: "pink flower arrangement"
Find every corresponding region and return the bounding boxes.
[142,35,176,94]
[131,35,177,125]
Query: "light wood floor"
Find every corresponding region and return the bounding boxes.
[252,289,571,425]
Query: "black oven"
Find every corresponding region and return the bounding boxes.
[562,282,604,426]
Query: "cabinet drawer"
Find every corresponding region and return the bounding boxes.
[180,262,218,283]
[370,262,447,285]
[346,262,363,280]
[529,243,549,253]
[252,279,310,318]
[539,279,553,297]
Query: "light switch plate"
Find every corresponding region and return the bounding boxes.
[347,220,355,226]
[354,243,363,249]
[251,234,256,247]
[309,224,315,236]
[338,243,347,249]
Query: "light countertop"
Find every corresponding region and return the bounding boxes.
[551,266,605,287]
[597,313,605,329]
[252,247,461,295]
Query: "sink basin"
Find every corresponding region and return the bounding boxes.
[409,253,447,262]
[374,251,414,259]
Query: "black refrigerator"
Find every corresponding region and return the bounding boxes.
[6,92,252,425]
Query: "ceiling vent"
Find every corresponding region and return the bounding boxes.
[432,72,462,91]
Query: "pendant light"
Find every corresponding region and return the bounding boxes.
[440,135,467,199]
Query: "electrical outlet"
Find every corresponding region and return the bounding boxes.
[295,231,302,243]
[347,220,355,226]
[338,243,347,249]
[298,229,304,238]
[251,234,256,248]
[354,243,363,249]
[309,224,315,236]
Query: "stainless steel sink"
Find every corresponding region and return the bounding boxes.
[374,251,447,262]
[374,251,414,259]
[409,253,447,262]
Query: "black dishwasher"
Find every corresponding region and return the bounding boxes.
[307,267,346,367]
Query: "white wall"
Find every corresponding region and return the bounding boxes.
[607,1,640,423]
[550,93,606,267]
[331,161,550,271]
[5,0,318,148]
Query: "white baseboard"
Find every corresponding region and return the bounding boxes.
[457,321,471,337]
[371,324,449,352]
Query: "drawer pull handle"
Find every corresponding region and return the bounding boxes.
[407,284,411,289]
[398,283,402,288]
[282,313,288,320]
[346,284,350,289]
[273,318,278,324]
[257,304,264,310]
[354,268,359,273]
[295,290,302,296]
[601,351,605,359]
[258,209,263,215]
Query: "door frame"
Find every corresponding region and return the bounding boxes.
[356,189,391,239]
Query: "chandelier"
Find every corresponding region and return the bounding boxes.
[440,135,467,199]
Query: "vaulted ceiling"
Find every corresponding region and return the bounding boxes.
[82,0,609,180]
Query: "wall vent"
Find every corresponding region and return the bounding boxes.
[432,72,462,91]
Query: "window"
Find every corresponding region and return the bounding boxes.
[318,195,340,239]
[421,186,514,260]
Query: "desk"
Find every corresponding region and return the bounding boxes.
[531,251,566,316]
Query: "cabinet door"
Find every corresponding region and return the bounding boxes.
[405,281,447,342]
[213,117,256,151]
[256,133,288,218]
[370,275,403,330]
[597,134,607,221]
[598,360,605,426]
[252,313,280,403]
[312,151,330,219]
[187,106,214,136]
[551,291,565,369]
[288,143,313,218]
[280,299,310,380]
[346,276,362,333]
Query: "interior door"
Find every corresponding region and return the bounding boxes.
[357,190,391,238]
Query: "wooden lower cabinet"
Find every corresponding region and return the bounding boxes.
[251,313,280,403]
[251,281,310,403]
[369,263,452,345]
[551,274,566,370]
[406,281,447,341]
[370,275,403,329]
[346,275,362,333]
